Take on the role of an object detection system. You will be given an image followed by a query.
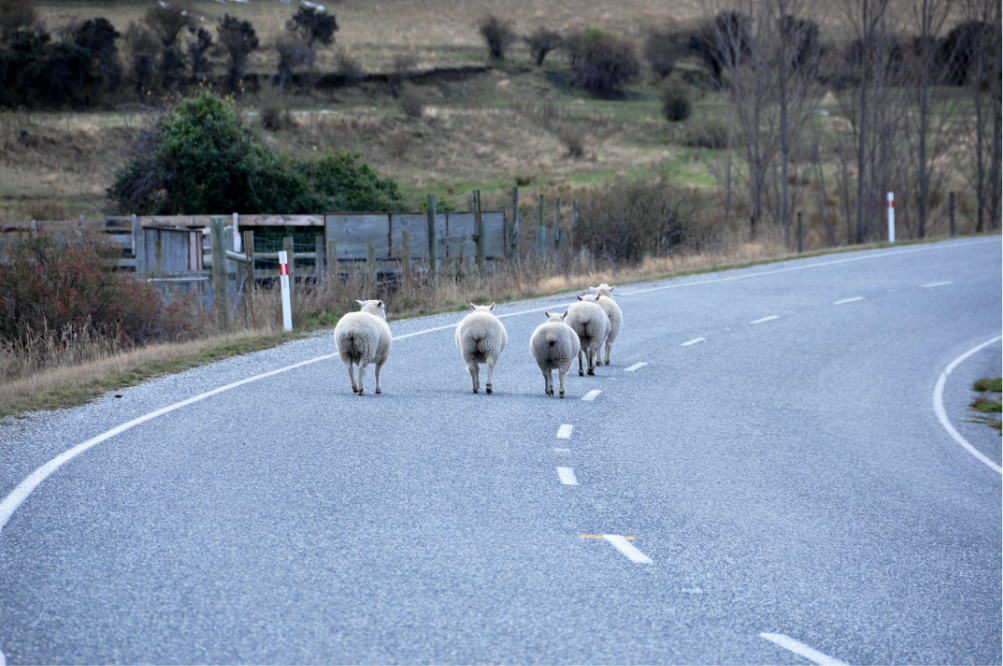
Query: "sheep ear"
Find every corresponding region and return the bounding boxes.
[562,310,569,319]
[377,300,384,307]
[576,295,583,301]
[489,303,496,310]
[356,300,365,307]
[544,310,550,318]
[470,303,477,310]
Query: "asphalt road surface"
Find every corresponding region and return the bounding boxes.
[1,237,1000,665]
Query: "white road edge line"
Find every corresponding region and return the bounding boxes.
[625,362,648,372]
[582,389,602,402]
[557,467,579,485]
[759,633,849,666]
[557,424,574,439]
[751,315,780,325]
[0,353,339,534]
[933,335,1003,475]
[923,281,954,288]
[833,296,865,305]
[603,535,653,564]
[682,337,706,346]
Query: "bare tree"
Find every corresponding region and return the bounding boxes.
[957,0,1001,233]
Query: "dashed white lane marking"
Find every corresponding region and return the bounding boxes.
[833,296,865,305]
[923,281,954,288]
[557,467,579,485]
[554,448,571,454]
[933,335,1003,475]
[582,389,602,402]
[603,535,653,564]
[625,362,648,372]
[682,337,706,346]
[759,633,849,666]
[557,424,574,439]
[751,315,781,325]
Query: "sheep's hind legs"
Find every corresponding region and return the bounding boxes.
[346,363,359,394]
[485,360,494,395]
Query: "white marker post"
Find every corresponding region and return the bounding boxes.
[887,192,895,243]
[232,212,241,253]
[278,250,293,331]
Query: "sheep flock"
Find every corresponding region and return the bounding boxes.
[333,285,623,398]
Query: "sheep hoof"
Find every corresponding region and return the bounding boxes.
[559,391,565,398]
[486,387,493,395]
[604,359,610,365]
[578,370,584,376]
[587,369,595,376]
[472,388,478,394]
[358,389,364,395]
[352,387,359,394]
[375,388,381,394]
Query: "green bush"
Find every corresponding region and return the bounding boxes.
[660,80,691,121]
[109,92,409,214]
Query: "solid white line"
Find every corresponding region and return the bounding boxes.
[557,467,579,485]
[682,337,706,346]
[625,362,648,372]
[751,315,780,324]
[603,535,653,564]
[759,633,849,666]
[833,296,865,305]
[0,354,338,534]
[557,424,574,439]
[923,281,954,288]
[933,335,1003,475]
[582,389,602,402]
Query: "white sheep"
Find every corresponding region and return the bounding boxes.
[455,303,508,394]
[333,299,392,395]
[529,310,581,398]
[566,297,610,376]
[589,283,623,365]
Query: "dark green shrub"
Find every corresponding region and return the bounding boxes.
[660,81,691,121]
[217,14,258,93]
[109,92,408,215]
[479,15,515,60]
[525,28,561,66]
[567,28,640,98]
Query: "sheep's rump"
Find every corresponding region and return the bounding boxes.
[334,312,390,364]
[455,311,507,362]
[531,322,579,367]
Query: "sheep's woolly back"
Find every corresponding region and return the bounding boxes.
[530,313,580,366]
[334,300,392,365]
[455,304,508,362]
[588,285,622,345]
[565,299,610,350]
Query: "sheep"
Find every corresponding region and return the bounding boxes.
[454,303,508,394]
[529,310,581,398]
[333,299,392,395]
[589,283,623,365]
[565,297,610,376]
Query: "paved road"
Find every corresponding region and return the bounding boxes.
[1,237,1000,664]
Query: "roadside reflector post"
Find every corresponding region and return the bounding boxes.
[887,192,895,243]
[278,250,293,332]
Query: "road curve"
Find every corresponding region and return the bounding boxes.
[1,237,1000,664]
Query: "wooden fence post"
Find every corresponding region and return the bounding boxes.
[314,233,325,283]
[401,229,412,284]
[511,187,520,258]
[327,239,338,277]
[553,196,561,250]
[283,235,295,298]
[210,218,231,330]
[135,225,147,274]
[537,194,545,256]
[426,194,438,284]
[367,238,377,280]
[949,191,956,236]
[797,211,803,253]
[474,189,485,276]
[244,229,256,328]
